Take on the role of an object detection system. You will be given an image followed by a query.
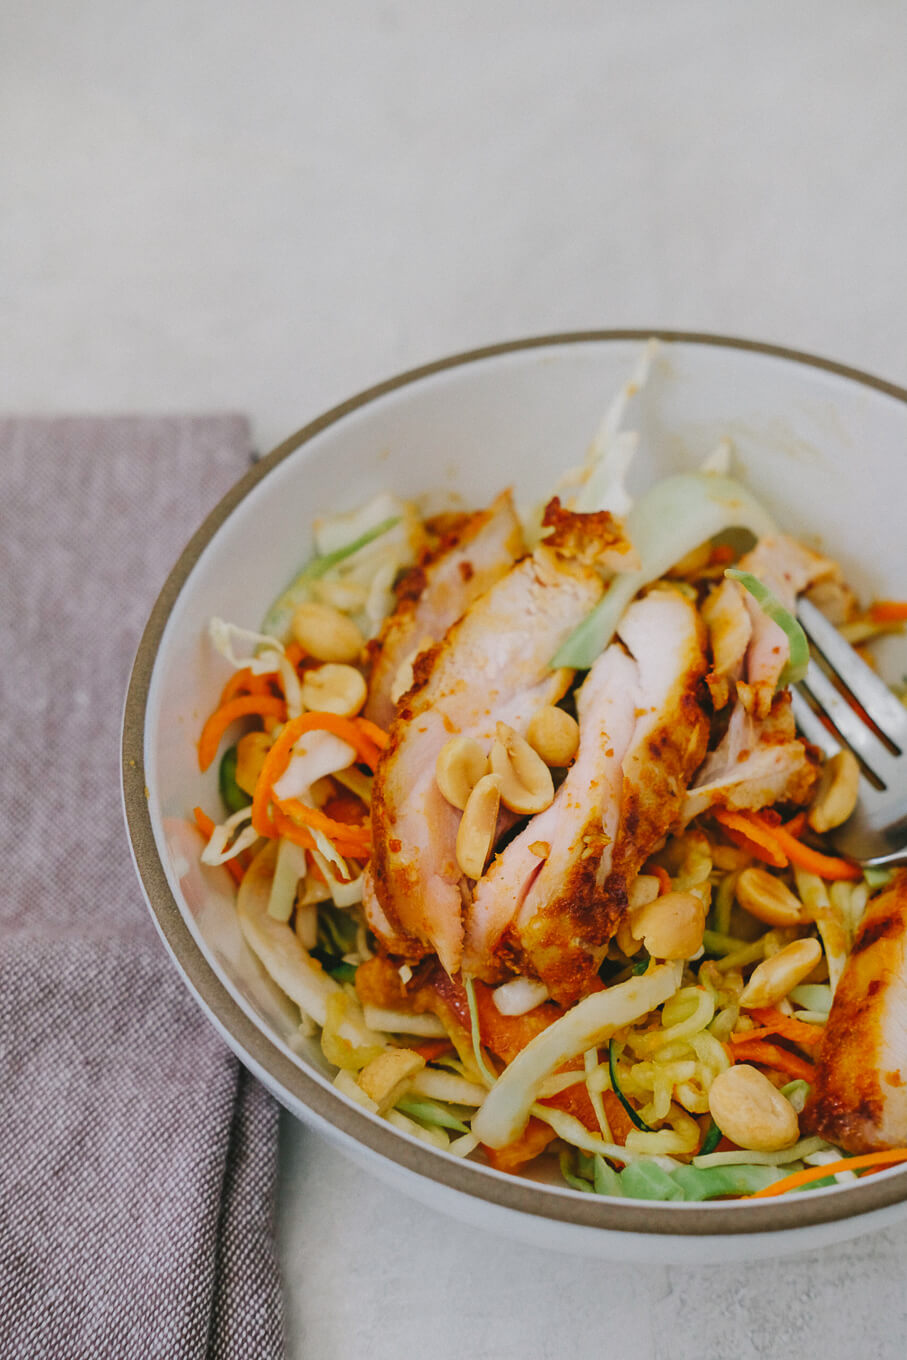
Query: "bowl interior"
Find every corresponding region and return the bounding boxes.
[131,334,907,1234]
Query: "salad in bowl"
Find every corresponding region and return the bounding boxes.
[188,342,907,1206]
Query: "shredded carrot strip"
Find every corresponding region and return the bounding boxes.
[747,1006,824,1046]
[731,1016,822,1049]
[271,807,317,852]
[747,813,862,882]
[750,1148,907,1198]
[276,797,371,851]
[193,806,245,884]
[285,641,306,669]
[323,792,368,825]
[714,808,861,881]
[868,600,907,623]
[252,712,383,837]
[730,1040,815,1082]
[713,809,788,868]
[783,811,807,838]
[198,694,287,772]
[709,544,736,566]
[409,1039,455,1062]
[649,864,672,895]
[217,666,274,707]
[355,716,390,750]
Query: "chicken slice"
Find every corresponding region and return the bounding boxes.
[733,535,839,718]
[593,590,711,941]
[466,590,709,1004]
[681,692,819,824]
[364,491,524,728]
[463,643,639,982]
[802,875,907,1152]
[701,577,752,710]
[366,543,606,975]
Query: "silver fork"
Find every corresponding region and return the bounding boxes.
[791,597,907,868]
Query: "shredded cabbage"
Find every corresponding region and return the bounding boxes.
[320,991,386,1071]
[262,492,420,641]
[471,962,682,1149]
[266,837,309,923]
[553,474,777,668]
[200,806,258,865]
[574,338,658,515]
[491,976,550,1016]
[236,842,342,1026]
[311,849,364,908]
[273,731,357,803]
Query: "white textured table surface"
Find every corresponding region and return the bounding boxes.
[6,2,907,1355]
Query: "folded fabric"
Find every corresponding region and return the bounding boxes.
[0,416,285,1359]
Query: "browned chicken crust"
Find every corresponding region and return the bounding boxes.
[803,874,907,1153]
[364,490,524,728]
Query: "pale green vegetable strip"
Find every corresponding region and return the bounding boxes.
[262,516,399,639]
[408,1069,488,1106]
[725,569,809,686]
[593,1155,624,1196]
[361,1004,447,1038]
[236,842,342,1027]
[266,837,309,923]
[385,1109,449,1150]
[793,866,849,995]
[552,474,776,668]
[790,984,832,1014]
[531,1105,647,1162]
[780,1080,812,1113]
[693,1137,829,1168]
[395,1096,470,1135]
[463,976,498,1090]
[471,962,682,1148]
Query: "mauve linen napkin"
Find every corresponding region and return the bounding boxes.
[0,417,286,1359]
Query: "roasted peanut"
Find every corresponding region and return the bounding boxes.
[436,736,490,811]
[616,916,643,957]
[291,601,364,663]
[629,874,661,910]
[707,1064,799,1152]
[526,705,580,767]
[736,867,803,927]
[300,663,367,717]
[739,937,823,1008]
[455,773,502,879]
[235,730,273,795]
[809,749,860,833]
[490,723,554,815]
[630,890,706,960]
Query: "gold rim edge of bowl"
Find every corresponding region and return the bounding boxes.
[122,329,907,1238]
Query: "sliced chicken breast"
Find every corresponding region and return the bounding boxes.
[733,535,839,718]
[366,542,606,975]
[681,692,819,824]
[701,577,752,710]
[465,589,709,1004]
[364,491,524,728]
[463,643,639,984]
[803,875,907,1152]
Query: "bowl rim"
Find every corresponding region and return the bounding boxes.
[123,328,907,1237]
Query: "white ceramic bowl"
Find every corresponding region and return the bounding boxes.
[123,332,907,1263]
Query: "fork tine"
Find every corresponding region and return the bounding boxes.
[797,598,907,747]
[800,659,898,782]
[789,687,842,761]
